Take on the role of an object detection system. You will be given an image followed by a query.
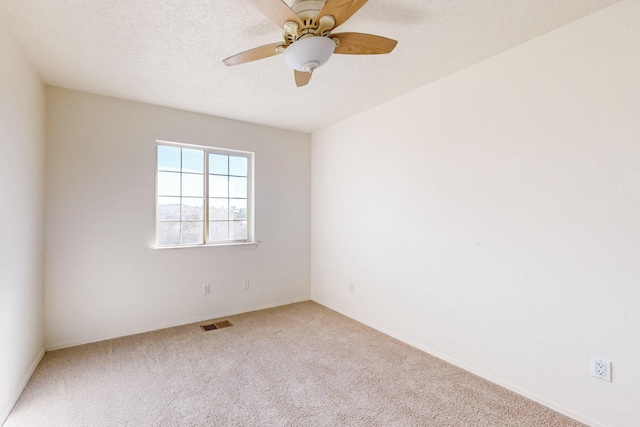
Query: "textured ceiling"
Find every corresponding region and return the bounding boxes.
[0,0,619,133]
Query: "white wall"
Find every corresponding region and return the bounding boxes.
[45,88,311,349]
[311,1,639,426]
[0,15,45,425]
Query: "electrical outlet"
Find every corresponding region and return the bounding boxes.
[349,283,354,294]
[591,357,612,382]
[203,284,210,295]
[242,280,249,290]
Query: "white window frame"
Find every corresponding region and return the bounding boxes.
[155,140,255,248]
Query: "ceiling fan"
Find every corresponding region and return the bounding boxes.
[223,0,398,87]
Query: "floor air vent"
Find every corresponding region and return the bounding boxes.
[200,320,233,331]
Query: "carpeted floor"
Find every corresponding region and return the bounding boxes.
[6,301,584,426]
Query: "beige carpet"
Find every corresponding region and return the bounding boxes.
[6,301,584,426]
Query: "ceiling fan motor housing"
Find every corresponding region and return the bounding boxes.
[291,0,325,20]
[284,0,334,44]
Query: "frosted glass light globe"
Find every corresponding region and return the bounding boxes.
[283,36,335,73]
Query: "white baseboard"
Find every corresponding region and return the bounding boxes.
[46,297,311,351]
[312,298,605,427]
[1,347,45,426]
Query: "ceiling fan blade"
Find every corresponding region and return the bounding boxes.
[294,70,312,87]
[223,42,284,66]
[248,0,302,28]
[332,32,397,55]
[317,0,369,29]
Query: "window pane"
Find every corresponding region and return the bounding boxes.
[209,198,229,220]
[182,221,203,244]
[229,156,248,177]
[182,149,203,173]
[158,171,181,196]
[158,197,180,221]
[209,154,228,175]
[209,221,229,242]
[229,199,247,220]
[157,144,252,247]
[229,176,247,198]
[157,221,180,245]
[231,221,247,240]
[158,146,181,172]
[209,175,228,198]
[182,173,203,197]
[182,197,204,221]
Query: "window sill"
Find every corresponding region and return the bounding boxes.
[153,241,259,250]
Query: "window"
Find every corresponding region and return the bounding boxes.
[156,142,253,247]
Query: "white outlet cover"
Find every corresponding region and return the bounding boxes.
[591,357,612,382]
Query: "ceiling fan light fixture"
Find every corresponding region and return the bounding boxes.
[283,36,335,73]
